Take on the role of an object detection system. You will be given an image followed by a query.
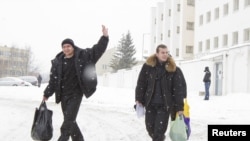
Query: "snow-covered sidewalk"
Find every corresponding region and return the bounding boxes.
[0,85,250,141]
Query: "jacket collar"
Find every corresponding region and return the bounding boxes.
[145,54,176,72]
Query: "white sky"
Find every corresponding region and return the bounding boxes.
[0,84,250,141]
[0,0,162,73]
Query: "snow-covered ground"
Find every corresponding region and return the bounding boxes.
[0,84,250,141]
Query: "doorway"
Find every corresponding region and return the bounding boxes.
[215,62,223,95]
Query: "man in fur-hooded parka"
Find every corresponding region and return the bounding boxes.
[135,44,186,141]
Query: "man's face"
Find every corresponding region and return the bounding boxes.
[156,48,169,62]
[62,44,74,57]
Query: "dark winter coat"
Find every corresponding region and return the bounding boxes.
[135,55,186,112]
[203,70,211,82]
[44,36,109,103]
[37,75,42,82]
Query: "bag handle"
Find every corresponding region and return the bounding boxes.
[175,112,184,120]
[39,101,47,110]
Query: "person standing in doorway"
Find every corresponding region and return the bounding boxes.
[203,66,211,100]
[42,25,109,141]
[37,74,42,88]
[135,44,187,141]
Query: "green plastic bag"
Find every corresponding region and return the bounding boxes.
[169,114,187,141]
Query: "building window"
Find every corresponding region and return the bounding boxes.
[160,33,163,41]
[234,0,239,11]
[245,0,250,7]
[161,13,164,21]
[176,48,179,57]
[223,34,228,46]
[206,39,210,50]
[206,11,211,23]
[177,26,180,34]
[186,22,194,30]
[168,30,171,37]
[102,64,107,70]
[169,9,171,16]
[232,31,238,45]
[154,18,157,24]
[214,37,219,48]
[186,46,193,53]
[177,4,180,12]
[187,0,195,6]
[244,28,250,42]
[199,15,203,25]
[198,41,203,52]
[4,60,8,65]
[223,3,229,16]
[214,7,219,20]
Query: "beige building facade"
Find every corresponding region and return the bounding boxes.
[0,45,30,77]
[96,47,116,75]
[149,0,195,60]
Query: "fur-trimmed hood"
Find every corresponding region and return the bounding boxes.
[145,54,176,72]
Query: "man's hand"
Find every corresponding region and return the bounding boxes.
[43,96,48,102]
[102,25,108,37]
[177,111,184,116]
[134,101,143,110]
[135,101,142,105]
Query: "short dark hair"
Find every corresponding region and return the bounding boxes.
[156,44,168,53]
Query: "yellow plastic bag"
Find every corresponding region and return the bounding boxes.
[183,98,190,117]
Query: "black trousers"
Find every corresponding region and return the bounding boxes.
[58,94,84,141]
[145,104,170,141]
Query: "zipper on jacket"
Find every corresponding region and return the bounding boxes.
[146,71,156,106]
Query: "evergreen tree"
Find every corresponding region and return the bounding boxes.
[109,52,120,72]
[110,31,137,72]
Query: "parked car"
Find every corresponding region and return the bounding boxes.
[18,76,38,86]
[0,77,32,86]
